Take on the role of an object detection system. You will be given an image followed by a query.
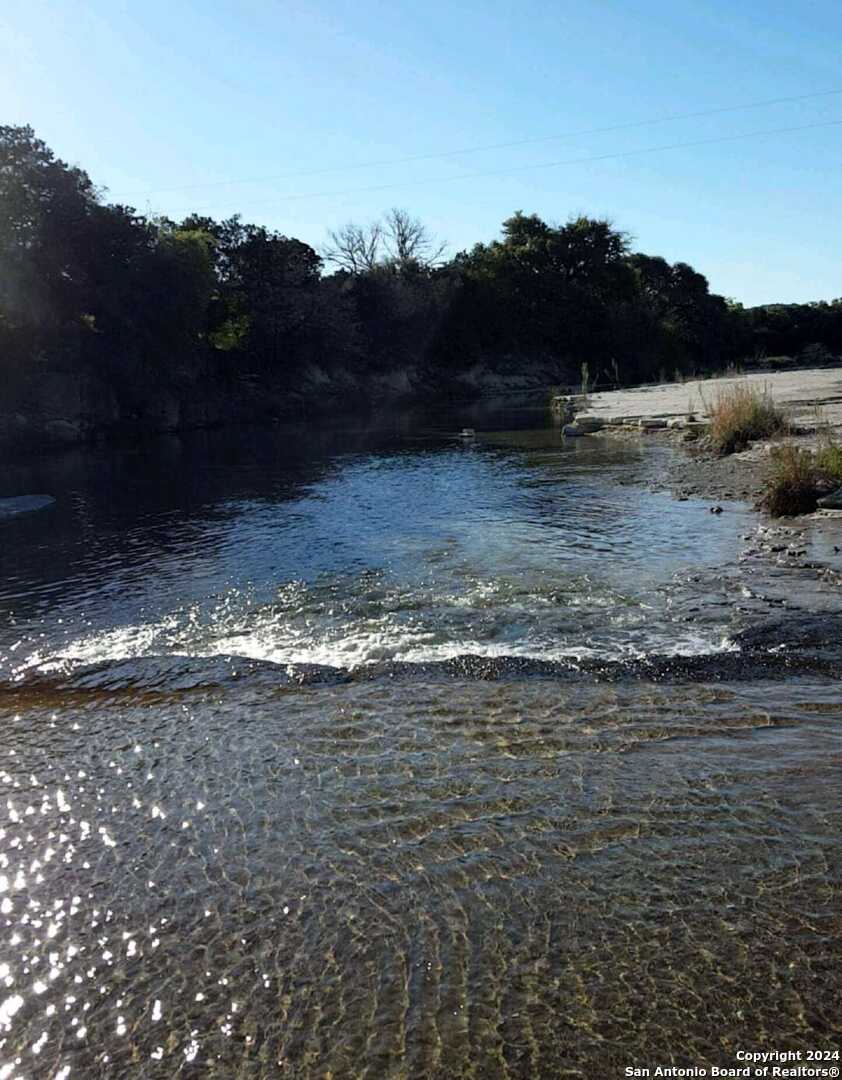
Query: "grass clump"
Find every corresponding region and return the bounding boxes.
[816,442,842,483]
[760,445,822,517]
[707,383,788,455]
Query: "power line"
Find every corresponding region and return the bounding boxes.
[161,117,842,214]
[113,88,842,199]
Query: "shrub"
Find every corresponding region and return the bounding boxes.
[760,444,821,517]
[707,383,788,455]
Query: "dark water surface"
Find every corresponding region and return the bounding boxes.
[1,404,840,1077]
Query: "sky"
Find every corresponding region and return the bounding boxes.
[2,0,841,306]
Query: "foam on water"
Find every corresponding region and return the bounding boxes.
[12,568,738,679]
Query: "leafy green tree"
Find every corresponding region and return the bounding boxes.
[0,124,100,359]
[6,124,839,446]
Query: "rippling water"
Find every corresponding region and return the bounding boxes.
[1,406,840,1077]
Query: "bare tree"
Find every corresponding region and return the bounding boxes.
[321,221,382,274]
[382,208,447,269]
[323,210,446,273]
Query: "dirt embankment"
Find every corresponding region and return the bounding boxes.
[0,357,570,456]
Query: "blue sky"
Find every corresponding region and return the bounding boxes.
[3,0,841,305]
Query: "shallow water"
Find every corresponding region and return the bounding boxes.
[1,406,840,1077]
[1,417,750,675]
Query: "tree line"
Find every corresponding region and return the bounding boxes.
[2,124,840,419]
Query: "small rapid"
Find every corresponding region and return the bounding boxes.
[2,424,751,680]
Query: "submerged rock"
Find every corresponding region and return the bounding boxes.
[12,654,351,693]
[0,495,56,519]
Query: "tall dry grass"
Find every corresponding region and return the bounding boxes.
[705,383,788,455]
[760,445,821,517]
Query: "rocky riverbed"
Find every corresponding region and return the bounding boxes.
[613,430,842,590]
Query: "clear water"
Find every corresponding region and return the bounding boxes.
[1,404,840,1077]
[1,418,749,676]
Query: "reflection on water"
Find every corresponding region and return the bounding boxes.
[1,406,841,1076]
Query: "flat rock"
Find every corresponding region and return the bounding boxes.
[0,495,56,519]
[15,655,351,693]
[735,614,842,651]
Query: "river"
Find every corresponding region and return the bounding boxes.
[1,402,840,1078]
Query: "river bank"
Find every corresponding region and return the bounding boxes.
[573,365,842,504]
[0,354,573,457]
[559,366,842,593]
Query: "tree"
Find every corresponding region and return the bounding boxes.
[322,220,382,274]
[629,253,733,370]
[381,208,446,270]
[0,124,100,348]
[322,208,445,273]
[443,213,635,367]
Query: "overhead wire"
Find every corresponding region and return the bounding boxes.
[156,117,842,214]
[113,87,842,200]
